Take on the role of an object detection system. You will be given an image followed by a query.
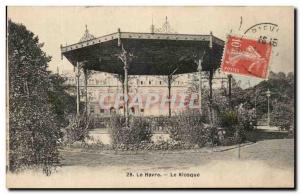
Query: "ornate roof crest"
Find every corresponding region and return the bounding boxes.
[154,16,177,34]
[79,25,95,42]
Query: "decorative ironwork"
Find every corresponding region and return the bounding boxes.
[62,32,214,53]
[117,45,134,67]
[154,16,177,34]
[79,25,95,42]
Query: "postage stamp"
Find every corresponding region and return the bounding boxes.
[221,35,272,78]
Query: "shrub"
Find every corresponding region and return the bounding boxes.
[151,139,188,150]
[270,100,294,131]
[238,108,256,132]
[169,111,211,147]
[233,124,246,143]
[82,140,111,151]
[214,110,239,139]
[218,110,238,128]
[109,115,152,148]
[215,106,256,145]
[62,113,91,145]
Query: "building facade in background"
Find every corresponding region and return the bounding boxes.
[61,69,228,116]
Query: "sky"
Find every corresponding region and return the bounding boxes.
[7,6,294,88]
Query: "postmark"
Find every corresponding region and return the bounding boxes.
[221,35,272,78]
[244,22,279,50]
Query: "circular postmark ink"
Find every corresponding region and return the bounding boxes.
[242,22,280,74]
[244,23,279,47]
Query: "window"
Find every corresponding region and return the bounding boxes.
[159,81,162,85]
[110,107,116,113]
[140,109,144,113]
[90,105,95,113]
[149,81,151,85]
[89,92,94,101]
[131,107,135,114]
[141,81,143,85]
[100,109,105,113]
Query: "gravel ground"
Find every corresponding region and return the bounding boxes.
[8,138,294,188]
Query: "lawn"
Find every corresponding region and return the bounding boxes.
[61,138,294,169]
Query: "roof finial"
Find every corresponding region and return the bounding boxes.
[152,16,176,34]
[150,15,155,34]
[152,15,154,26]
[80,24,95,42]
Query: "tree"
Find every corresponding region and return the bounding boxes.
[242,71,294,127]
[8,20,61,175]
[270,99,294,130]
[230,78,245,108]
[48,74,77,127]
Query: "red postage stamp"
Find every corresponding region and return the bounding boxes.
[221,35,272,78]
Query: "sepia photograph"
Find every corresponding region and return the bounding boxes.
[6,6,295,188]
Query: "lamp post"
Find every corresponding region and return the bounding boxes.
[254,90,257,110]
[266,89,271,126]
[76,61,81,117]
[228,74,232,108]
[197,59,202,114]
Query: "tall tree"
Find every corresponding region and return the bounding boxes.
[8,20,61,175]
[48,74,77,127]
[243,71,294,128]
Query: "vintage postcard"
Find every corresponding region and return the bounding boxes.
[6,6,295,188]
